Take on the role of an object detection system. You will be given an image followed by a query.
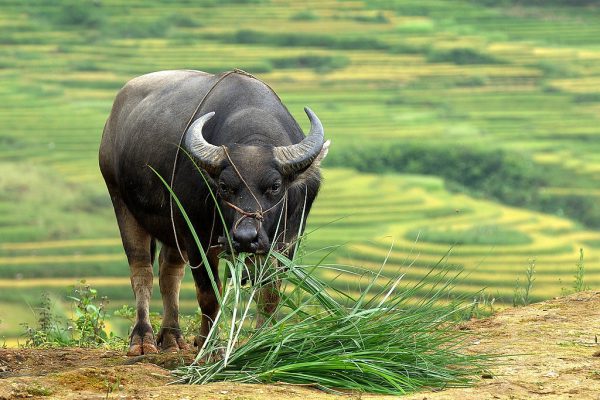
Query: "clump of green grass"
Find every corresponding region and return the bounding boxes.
[172,252,491,394]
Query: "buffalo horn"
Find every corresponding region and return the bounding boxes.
[185,111,224,175]
[274,107,325,175]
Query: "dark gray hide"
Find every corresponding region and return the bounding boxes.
[99,70,328,355]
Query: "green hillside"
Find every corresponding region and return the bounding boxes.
[1,0,600,343]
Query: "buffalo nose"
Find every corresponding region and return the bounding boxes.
[232,225,259,252]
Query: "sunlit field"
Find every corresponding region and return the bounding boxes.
[1,0,600,343]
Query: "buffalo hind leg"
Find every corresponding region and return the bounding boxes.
[157,245,188,352]
[110,191,158,356]
[191,247,222,350]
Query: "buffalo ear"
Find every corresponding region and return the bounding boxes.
[314,139,330,166]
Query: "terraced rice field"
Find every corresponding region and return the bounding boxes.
[1,0,600,341]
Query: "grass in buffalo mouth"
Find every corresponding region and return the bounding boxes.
[151,162,493,395]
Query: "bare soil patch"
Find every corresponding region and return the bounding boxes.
[1,291,599,399]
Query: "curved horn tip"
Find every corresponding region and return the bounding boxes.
[303,106,324,137]
[187,111,215,132]
[197,111,216,124]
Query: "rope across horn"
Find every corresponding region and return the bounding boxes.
[185,111,225,175]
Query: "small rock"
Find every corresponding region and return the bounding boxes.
[544,370,559,378]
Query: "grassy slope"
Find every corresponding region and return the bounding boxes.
[1,0,600,338]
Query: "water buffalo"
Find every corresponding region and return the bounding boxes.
[99,70,329,355]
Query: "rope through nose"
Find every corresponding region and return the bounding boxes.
[224,194,287,230]
[221,147,287,238]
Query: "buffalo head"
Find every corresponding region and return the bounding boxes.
[185,107,329,254]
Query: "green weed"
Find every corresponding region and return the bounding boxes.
[67,281,111,346]
[573,248,587,292]
[513,259,536,306]
[21,292,70,347]
[21,281,126,349]
[464,291,496,319]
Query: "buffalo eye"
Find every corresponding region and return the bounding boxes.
[269,180,281,194]
[218,181,230,194]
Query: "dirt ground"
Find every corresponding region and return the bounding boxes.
[1,291,599,400]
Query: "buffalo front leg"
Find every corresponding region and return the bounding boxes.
[190,247,222,350]
[256,278,281,328]
[110,194,158,356]
[157,245,188,352]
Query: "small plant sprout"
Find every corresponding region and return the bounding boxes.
[574,248,587,293]
[524,258,536,306]
[467,291,496,319]
[512,277,522,308]
[512,259,535,307]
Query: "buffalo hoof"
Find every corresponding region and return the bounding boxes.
[127,325,158,356]
[157,328,188,352]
